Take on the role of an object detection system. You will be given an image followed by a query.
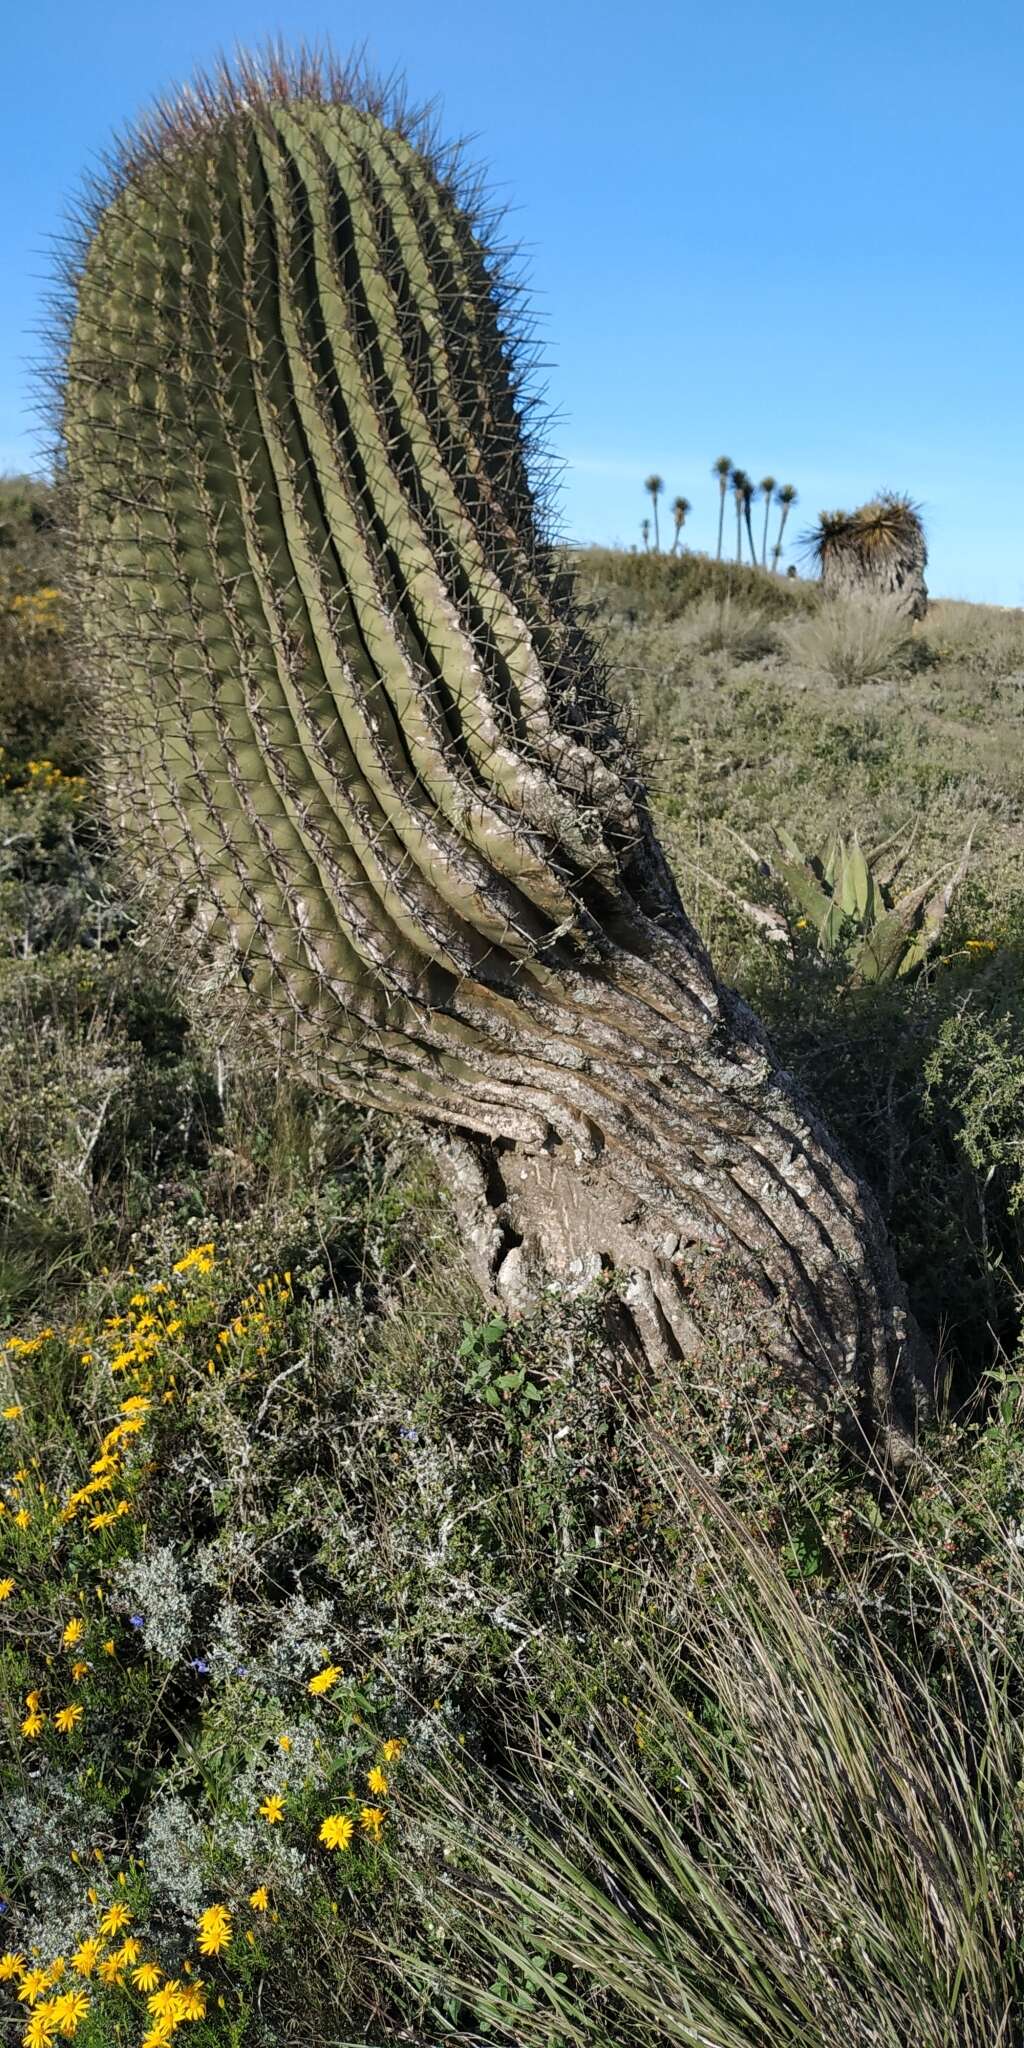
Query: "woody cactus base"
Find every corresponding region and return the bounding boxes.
[61,51,929,1445]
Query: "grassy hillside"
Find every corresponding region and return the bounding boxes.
[4,487,1024,2045]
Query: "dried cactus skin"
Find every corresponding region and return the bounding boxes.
[62,60,930,1442]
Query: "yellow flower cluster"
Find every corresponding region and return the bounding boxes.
[5,587,64,637]
[0,1890,220,2047]
[0,751,84,800]
[316,1744,403,1853]
[206,1271,291,1375]
[171,1243,216,1278]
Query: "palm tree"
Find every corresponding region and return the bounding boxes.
[730,469,749,563]
[742,478,758,568]
[758,476,776,567]
[712,456,731,560]
[771,484,798,572]
[670,495,691,555]
[640,516,651,552]
[644,475,664,552]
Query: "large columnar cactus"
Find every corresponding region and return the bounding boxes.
[61,52,929,1444]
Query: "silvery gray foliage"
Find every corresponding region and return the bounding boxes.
[122,1544,193,1662]
[265,1592,338,1679]
[4,1781,108,1957]
[143,1795,208,1921]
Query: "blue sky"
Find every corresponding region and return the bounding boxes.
[2,0,1022,600]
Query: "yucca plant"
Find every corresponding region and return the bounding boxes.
[758,474,776,566]
[644,474,664,552]
[712,455,732,560]
[808,493,928,619]
[771,483,798,572]
[669,495,690,555]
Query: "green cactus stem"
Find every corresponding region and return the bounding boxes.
[60,49,930,1446]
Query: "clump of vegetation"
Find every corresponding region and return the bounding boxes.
[778,589,918,685]
[808,493,928,619]
[405,1435,1024,2046]
[735,824,972,985]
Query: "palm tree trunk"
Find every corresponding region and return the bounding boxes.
[716,490,726,561]
[762,499,772,568]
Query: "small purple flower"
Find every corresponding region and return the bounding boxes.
[189,1658,210,1675]
[233,1665,249,1678]
[129,1614,145,1630]
[400,1426,419,1442]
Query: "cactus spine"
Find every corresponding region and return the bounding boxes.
[62,53,928,1439]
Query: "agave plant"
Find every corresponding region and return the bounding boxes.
[764,826,972,984]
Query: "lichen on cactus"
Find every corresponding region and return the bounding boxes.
[60,49,929,1440]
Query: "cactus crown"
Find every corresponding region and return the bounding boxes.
[59,49,658,1132]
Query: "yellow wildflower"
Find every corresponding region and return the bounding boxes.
[22,1710,45,1738]
[70,1661,89,1681]
[307,1663,342,1696]
[2,1404,22,1419]
[249,1885,269,1910]
[102,1639,115,1656]
[0,1951,26,1979]
[140,2028,175,2048]
[131,1962,162,1993]
[88,1512,116,1530]
[14,1509,30,1529]
[61,1619,84,1648]
[366,1766,388,1797]
[173,1243,215,1276]
[0,1577,15,1599]
[277,1733,292,1752]
[54,1705,83,1735]
[50,1987,89,2036]
[359,1805,386,1841]
[196,1905,232,1956]
[319,1813,354,1851]
[98,1902,131,1938]
[381,1737,405,1762]
[111,1938,140,1967]
[70,1939,101,1977]
[17,1967,50,2003]
[177,1983,206,2019]
[96,1955,124,1987]
[22,2007,58,2048]
[258,1794,284,1825]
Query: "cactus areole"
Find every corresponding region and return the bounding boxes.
[61,54,928,1445]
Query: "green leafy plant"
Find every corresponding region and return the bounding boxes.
[459,1313,545,1422]
[744,824,972,985]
